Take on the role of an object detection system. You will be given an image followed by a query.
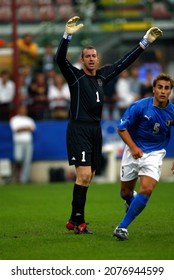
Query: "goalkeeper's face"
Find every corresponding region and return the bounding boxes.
[81,48,99,75]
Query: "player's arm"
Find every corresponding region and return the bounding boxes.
[55,16,83,80]
[117,129,143,159]
[117,103,143,159]
[16,127,33,133]
[102,27,163,82]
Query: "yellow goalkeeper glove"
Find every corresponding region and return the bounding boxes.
[140,27,163,49]
[63,16,84,40]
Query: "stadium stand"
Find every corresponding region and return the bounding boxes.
[0,5,12,22]
[152,2,172,19]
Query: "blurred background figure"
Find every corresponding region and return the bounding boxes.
[45,68,56,86]
[0,69,15,121]
[75,0,96,26]
[18,65,33,107]
[140,70,153,98]
[129,66,142,101]
[9,105,36,184]
[20,64,33,87]
[48,73,70,119]
[28,72,49,120]
[18,71,30,106]
[39,43,55,73]
[73,55,83,69]
[17,33,39,70]
[102,76,118,120]
[116,69,136,118]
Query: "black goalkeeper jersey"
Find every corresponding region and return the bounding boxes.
[55,38,144,123]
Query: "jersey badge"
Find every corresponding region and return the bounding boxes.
[166,120,173,126]
[97,79,103,86]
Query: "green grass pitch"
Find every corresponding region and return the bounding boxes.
[0,181,174,260]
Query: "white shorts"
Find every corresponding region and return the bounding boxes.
[120,145,166,182]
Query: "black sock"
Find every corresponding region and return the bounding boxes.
[70,184,88,225]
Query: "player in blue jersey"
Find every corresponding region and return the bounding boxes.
[55,16,162,234]
[113,73,174,240]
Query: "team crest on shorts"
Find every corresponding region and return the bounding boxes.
[166,120,173,126]
[97,79,103,86]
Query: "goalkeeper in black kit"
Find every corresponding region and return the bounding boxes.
[55,16,162,234]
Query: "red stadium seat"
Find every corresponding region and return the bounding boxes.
[16,0,32,6]
[152,3,171,19]
[36,0,53,5]
[0,0,11,5]
[57,4,75,20]
[0,6,12,21]
[37,4,55,21]
[17,5,36,21]
[56,0,72,4]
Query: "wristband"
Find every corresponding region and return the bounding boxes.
[63,32,72,41]
[139,38,149,49]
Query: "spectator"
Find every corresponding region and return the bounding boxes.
[20,64,33,87]
[18,71,30,106]
[46,68,56,86]
[116,69,136,117]
[73,55,83,69]
[10,105,36,184]
[39,43,55,73]
[28,72,49,120]
[17,33,39,69]
[102,76,118,120]
[76,0,96,26]
[48,74,70,119]
[0,70,15,121]
[18,65,33,106]
[140,70,153,98]
[129,66,142,100]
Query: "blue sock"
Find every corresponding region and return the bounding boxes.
[118,193,149,228]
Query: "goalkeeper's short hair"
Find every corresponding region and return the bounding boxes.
[81,45,97,58]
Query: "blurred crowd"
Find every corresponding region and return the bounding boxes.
[0,33,71,121]
[0,32,174,123]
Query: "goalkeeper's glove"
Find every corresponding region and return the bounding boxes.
[140,27,163,49]
[63,16,84,40]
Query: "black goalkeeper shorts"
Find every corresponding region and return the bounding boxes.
[66,120,102,171]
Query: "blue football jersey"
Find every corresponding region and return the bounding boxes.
[117,97,174,152]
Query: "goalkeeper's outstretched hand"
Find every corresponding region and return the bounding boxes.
[144,27,163,43]
[140,27,163,49]
[65,16,84,35]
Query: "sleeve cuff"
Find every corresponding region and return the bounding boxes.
[63,32,72,41]
[139,38,149,49]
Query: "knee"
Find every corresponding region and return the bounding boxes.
[140,185,153,197]
[140,188,152,197]
[76,172,91,186]
[120,188,132,199]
